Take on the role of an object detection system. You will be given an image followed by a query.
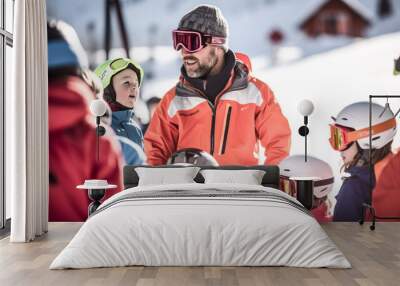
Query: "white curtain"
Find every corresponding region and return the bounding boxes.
[8,0,48,242]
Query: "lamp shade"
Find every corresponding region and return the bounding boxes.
[297,99,314,116]
[90,99,107,117]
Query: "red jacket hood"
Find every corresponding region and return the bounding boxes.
[49,76,93,131]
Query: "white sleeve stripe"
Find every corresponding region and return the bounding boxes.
[219,82,263,106]
[167,96,208,118]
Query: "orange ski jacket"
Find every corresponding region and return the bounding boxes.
[144,61,291,166]
[373,151,400,220]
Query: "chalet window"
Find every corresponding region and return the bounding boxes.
[337,13,350,35]
[325,14,338,34]
[320,12,349,36]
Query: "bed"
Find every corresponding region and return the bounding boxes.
[50,165,350,269]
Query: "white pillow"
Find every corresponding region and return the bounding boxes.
[200,169,266,185]
[136,167,200,186]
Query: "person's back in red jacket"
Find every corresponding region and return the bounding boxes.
[49,76,123,221]
[373,151,400,220]
[48,20,123,222]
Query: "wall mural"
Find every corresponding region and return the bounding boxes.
[46,0,400,223]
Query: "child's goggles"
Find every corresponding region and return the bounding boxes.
[329,118,396,151]
[172,29,226,53]
[279,176,297,197]
[110,58,131,70]
[279,176,334,209]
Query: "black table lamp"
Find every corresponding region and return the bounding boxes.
[76,99,111,217]
[289,176,320,210]
[89,99,107,162]
[297,99,314,162]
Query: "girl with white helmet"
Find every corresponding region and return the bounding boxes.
[279,155,335,222]
[329,101,397,221]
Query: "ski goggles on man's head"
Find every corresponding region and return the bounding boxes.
[172,29,226,53]
[329,117,396,151]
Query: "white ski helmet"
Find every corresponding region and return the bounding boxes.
[279,155,334,208]
[331,101,397,150]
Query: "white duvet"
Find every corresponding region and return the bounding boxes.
[50,183,351,269]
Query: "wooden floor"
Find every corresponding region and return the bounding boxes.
[1,223,400,286]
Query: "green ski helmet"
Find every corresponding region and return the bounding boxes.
[95,57,144,89]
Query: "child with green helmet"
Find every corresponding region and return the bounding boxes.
[95,57,146,165]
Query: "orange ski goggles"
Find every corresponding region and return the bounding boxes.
[329,118,396,151]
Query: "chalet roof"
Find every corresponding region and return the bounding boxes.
[299,0,374,27]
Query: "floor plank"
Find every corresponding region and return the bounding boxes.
[0,222,400,286]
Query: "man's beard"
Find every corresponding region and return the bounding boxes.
[184,50,217,78]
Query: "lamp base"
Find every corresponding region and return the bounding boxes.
[298,126,309,136]
[296,180,313,210]
[87,188,106,216]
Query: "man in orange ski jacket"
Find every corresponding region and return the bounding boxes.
[145,5,291,166]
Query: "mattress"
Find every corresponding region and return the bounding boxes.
[50,183,351,269]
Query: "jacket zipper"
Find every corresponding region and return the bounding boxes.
[181,84,218,155]
[211,72,235,156]
[209,103,216,155]
[219,105,232,155]
[182,72,235,156]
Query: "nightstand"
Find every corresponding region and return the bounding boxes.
[77,180,117,216]
[289,176,320,210]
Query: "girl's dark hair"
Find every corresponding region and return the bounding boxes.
[342,140,393,171]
